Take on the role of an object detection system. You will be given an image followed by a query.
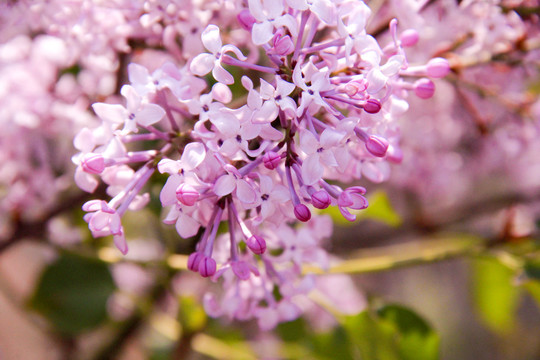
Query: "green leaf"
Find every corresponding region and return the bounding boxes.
[524,259,540,280]
[29,251,116,335]
[359,191,403,227]
[378,305,440,360]
[178,296,207,333]
[343,311,401,360]
[471,256,520,334]
[523,280,540,308]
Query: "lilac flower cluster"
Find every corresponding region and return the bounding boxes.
[74,0,449,327]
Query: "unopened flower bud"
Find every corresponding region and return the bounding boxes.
[311,190,331,209]
[198,256,216,277]
[176,183,199,206]
[273,34,294,56]
[263,151,281,170]
[294,204,311,222]
[82,154,105,174]
[427,57,450,78]
[363,99,381,114]
[366,135,389,157]
[232,261,251,280]
[414,78,435,99]
[237,9,256,31]
[246,235,266,254]
[400,29,419,47]
[187,251,204,272]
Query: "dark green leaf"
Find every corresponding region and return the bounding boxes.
[378,305,440,360]
[524,259,540,280]
[29,251,116,335]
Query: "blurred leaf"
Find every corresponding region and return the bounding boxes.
[472,256,520,334]
[178,296,207,333]
[523,280,540,307]
[310,325,354,360]
[29,251,116,335]
[358,191,403,227]
[378,305,440,360]
[524,259,540,280]
[343,311,401,360]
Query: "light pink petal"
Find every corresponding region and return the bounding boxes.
[259,125,284,141]
[74,128,95,152]
[75,167,98,193]
[276,78,296,96]
[286,0,308,10]
[135,103,165,126]
[259,79,275,99]
[240,122,261,140]
[247,89,263,110]
[181,142,206,170]
[113,234,128,255]
[320,128,344,148]
[265,0,284,19]
[163,206,180,225]
[259,175,273,194]
[272,14,298,38]
[361,161,390,183]
[176,212,200,238]
[320,149,338,167]
[253,101,279,123]
[121,85,142,112]
[209,112,239,137]
[160,175,183,206]
[299,130,319,155]
[89,212,110,232]
[212,63,234,85]
[127,63,150,86]
[214,174,236,196]
[201,25,222,54]
[366,68,387,94]
[92,103,127,124]
[349,192,368,210]
[157,158,181,174]
[311,0,336,25]
[251,21,274,45]
[302,154,324,186]
[272,185,290,202]
[221,45,247,61]
[190,53,215,76]
[211,83,232,103]
[82,200,103,212]
[248,0,266,22]
[236,179,257,204]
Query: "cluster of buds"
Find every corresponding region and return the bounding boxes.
[73,0,448,327]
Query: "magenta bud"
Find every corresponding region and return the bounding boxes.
[294,204,311,222]
[187,251,204,272]
[363,99,382,114]
[366,135,389,157]
[311,190,331,209]
[176,183,199,206]
[414,78,435,99]
[198,257,217,278]
[273,34,294,56]
[400,29,419,47]
[237,9,256,31]
[82,154,105,174]
[426,57,450,78]
[263,151,281,170]
[246,235,266,254]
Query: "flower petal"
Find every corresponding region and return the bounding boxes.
[190,53,215,76]
[181,142,206,170]
[201,25,222,54]
[135,103,165,126]
[176,212,200,238]
[214,174,236,196]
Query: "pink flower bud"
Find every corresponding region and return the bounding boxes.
[363,99,381,114]
[294,204,311,222]
[246,235,266,254]
[176,183,199,206]
[400,29,419,47]
[414,78,435,99]
[273,34,294,56]
[343,79,368,97]
[426,57,450,78]
[237,9,256,31]
[187,251,204,272]
[232,261,251,280]
[366,135,389,157]
[311,190,331,209]
[198,257,216,278]
[82,154,105,174]
[263,151,281,170]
